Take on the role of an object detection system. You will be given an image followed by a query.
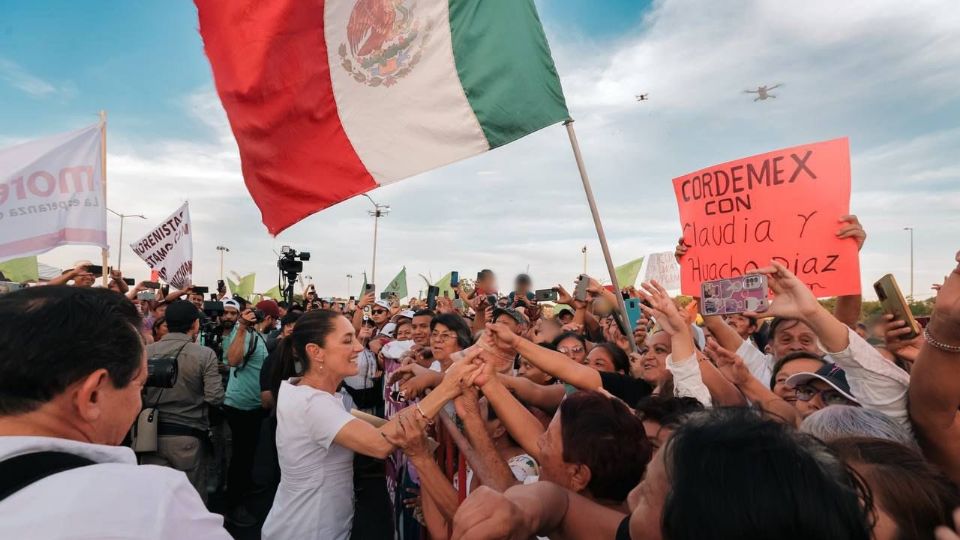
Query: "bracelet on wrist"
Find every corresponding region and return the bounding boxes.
[924,327,960,354]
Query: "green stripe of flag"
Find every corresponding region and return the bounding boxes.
[448,0,569,148]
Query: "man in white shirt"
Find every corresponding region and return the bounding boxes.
[0,285,230,539]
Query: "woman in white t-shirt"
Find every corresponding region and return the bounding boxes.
[262,311,478,540]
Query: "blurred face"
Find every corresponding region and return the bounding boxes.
[153,320,168,340]
[281,322,295,338]
[430,322,462,362]
[531,319,561,345]
[640,332,671,385]
[793,379,857,418]
[222,307,238,328]
[411,315,432,347]
[771,320,820,359]
[627,448,669,540]
[558,312,574,324]
[557,336,587,364]
[306,316,364,378]
[633,318,649,348]
[371,305,390,325]
[772,358,824,404]
[518,357,552,385]
[188,293,204,310]
[396,322,413,341]
[73,270,96,288]
[724,314,757,340]
[153,304,167,318]
[585,347,618,373]
[494,314,522,335]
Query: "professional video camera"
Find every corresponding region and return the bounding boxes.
[145,353,179,388]
[200,298,226,359]
[278,245,310,305]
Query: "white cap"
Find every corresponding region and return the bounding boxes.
[374,299,392,310]
[223,299,241,312]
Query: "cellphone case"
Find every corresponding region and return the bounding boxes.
[701,275,769,316]
[873,274,920,339]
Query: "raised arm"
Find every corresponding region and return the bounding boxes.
[832,215,867,329]
[908,250,960,484]
[710,343,798,425]
[352,292,375,332]
[485,323,602,391]
[498,374,566,413]
[454,388,519,492]
[479,367,546,461]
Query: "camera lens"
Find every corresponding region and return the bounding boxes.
[145,356,178,388]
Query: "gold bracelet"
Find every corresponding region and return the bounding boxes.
[924,327,960,354]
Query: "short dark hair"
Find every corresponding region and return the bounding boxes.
[430,313,473,349]
[514,273,531,286]
[769,351,826,389]
[559,391,652,503]
[477,269,493,280]
[829,437,960,539]
[0,286,144,415]
[634,395,704,427]
[278,310,342,377]
[662,409,872,540]
[413,309,436,319]
[551,331,586,349]
[280,311,302,328]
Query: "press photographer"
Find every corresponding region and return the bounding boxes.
[140,300,224,502]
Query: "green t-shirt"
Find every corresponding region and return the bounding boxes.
[222,326,268,410]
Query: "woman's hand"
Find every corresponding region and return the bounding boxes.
[358,292,375,309]
[880,313,925,364]
[454,385,482,419]
[744,262,821,322]
[835,214,867,251]
[387,362,429,386]
[637,280,687,336]
[399,373,437,400]
[436,296,456,315]
[556,283,585,310]
[383,411,432,459]
[709,342,751,386]
[484,322,521,349]
[674,236,690,262]
[928,250,960,345]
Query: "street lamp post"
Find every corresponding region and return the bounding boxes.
[361,194,390,288]
[346,274,353,296]
[582,246,588,274]
[903,227,914,300]
[107,208,146,272]
[216,246,230,281]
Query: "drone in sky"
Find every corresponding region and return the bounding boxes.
[744,84,783,101]
[635,93,649,102]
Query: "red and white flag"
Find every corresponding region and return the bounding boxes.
[196,0,569,234]
[0,123,107,262]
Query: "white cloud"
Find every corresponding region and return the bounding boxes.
[22,0,960,299]
[0,57,76,100]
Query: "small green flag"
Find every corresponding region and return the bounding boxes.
[434,272,454,299]
[263,285,282,301]
[0,256,39,282]
[383,267,408,299]
[359,272,368,298]
[614,257,645,289]
[229,272,256,299]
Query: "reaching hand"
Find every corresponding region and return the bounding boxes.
[436,296,455,315]
[880,313,924,364]
[744,262,821,322]
[709,342,751,386]
[358,292,375,309]
[454,385,481,419]
[383,411,432,459]
[934,507,960,540]
[557,283,586,310]
[637,280,687,336]
[399,373,437,401]
[452,486,533,540]
[239,308,257,327]
[836,215,867,252]
[484,322,520,348]
[387,363,427,386]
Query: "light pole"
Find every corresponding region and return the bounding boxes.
[107,208,146,272]
[361,194,390,287]
[216,246,230,281]
[903,227,914,300]
[346,274,353,296]
[582,246,588,275]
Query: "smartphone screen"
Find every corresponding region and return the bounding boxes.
[427,286,440,310]
[574,275,590,302]
[700,275,768,316]
[625,298,642,330]
[451,271,460,288]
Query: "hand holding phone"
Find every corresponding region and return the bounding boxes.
[574,275,590,302]
[700,275,769,316]
[874,274,920,340]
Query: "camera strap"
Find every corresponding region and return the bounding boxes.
[237,330,265,373]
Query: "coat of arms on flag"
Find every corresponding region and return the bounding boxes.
[338,0,432,87]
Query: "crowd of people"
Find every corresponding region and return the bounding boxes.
[1,214,960,540]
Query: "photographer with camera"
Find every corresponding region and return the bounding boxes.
[0,286,229,538]
[222,299,279,527]
[141,300,224,502]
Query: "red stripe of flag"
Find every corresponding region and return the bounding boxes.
[195,0,376,235]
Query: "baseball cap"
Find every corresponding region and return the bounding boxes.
[785,363,858,404]
[223,299,240,312]
[374,299,391,311]
[380,322,398,339]
[255,299,281,319]
[492,307,527,326]
[164,300,200,328]
[399,309,417,319]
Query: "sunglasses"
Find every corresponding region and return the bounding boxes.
[558,346,585,355]
[371,309,388,315]
[795,385,852,406]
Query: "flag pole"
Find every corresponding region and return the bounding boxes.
[563,119,637,353]
[99,110,109,286]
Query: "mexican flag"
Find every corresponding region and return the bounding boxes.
[196,0,569,234]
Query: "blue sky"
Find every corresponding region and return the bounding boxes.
[1,0,958,300]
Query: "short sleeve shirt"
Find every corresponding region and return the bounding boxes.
[222,326,268,410]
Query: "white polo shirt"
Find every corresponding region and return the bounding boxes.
[0,436,230,539]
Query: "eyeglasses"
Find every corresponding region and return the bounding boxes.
[795,385,851,406]
[558,346,585,355]
[431,332,457,342]
[371,309,388,315]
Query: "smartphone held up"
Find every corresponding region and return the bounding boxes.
[700,274,769,316]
